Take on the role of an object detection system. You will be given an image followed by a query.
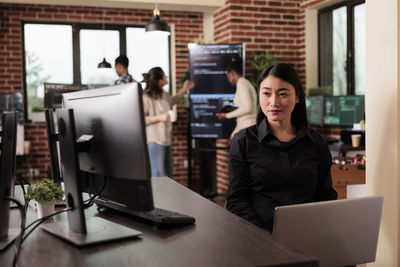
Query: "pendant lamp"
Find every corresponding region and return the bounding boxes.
[98,58,111,68]
[98,10,112,68]
[145,3,170,36]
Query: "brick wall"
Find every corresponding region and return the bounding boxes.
[300,0,330,9]
[213,0,306,194]
[0,3,203,184]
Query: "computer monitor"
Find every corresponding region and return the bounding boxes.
[44,83,89,109]
[0,93,23,124]
[188,43,244,138]
[323,95,365,126]
[305,96,324,127]
[0,112,19,250]
[41,83,149,246]
[44,109,62,186]
[61,83,154,211]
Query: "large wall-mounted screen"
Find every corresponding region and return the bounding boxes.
[188,43,244,139]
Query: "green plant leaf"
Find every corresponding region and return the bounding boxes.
[25,178,64,204]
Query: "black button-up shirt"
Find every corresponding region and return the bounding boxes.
[226,118,338,232]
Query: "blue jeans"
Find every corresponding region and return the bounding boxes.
[147,142,172,178]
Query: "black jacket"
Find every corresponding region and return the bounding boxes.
[226,118,338,232]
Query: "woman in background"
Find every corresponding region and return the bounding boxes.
[142,67,194,178]
[217,59,257,143]
[226,63,337,232]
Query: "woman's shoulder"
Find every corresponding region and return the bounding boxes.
[233,124,258,142]
[303,127,329,146]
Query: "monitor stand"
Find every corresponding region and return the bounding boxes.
[0,228,19,251]
[40,109,141,247]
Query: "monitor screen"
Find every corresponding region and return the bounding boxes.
[0,112,18,248]
[323,95,365,126]
[305,96,324,127]
[44,83,88,109]
[188,43,244,139]
[62,83,153,211]
[0,93,23,124]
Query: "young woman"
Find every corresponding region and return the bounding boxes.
[226,63,337,232]
[142,67,194,177]
[217,60,257,143]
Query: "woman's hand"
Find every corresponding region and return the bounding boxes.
[176,80,195,98]
[183,80,195,92]
[158,112,170,122]
[216,113,227,119]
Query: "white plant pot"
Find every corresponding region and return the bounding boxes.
[31,111,45,122]
[36,202,55,219]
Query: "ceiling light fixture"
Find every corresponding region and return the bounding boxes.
[145,1,170,35]
[98,9,112,68]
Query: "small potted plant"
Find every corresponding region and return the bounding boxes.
[25,178,64,218]
[31,106,45,122]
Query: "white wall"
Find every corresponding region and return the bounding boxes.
[365,0,399,266]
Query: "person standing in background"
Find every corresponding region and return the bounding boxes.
[114,55,136,85]
[142,67,195,177]
[217,59,257,144]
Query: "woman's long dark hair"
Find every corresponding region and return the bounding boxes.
[256,63,308,128]
[143,67,164,99]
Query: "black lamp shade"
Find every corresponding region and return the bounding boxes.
[98,58,112,68]
[145,15,171,34]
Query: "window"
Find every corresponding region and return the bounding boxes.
[80,29,120,85]
[127,27,170,92]
[23,22,171,121]
[24,24,73,119]
[318,0,365,96]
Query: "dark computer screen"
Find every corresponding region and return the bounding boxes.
[305,96,324,127]
[323,95,365,126]
[62,83,153,211]
[0,112,18,249]
[0,93,23,124]
[188,43,244,138]
[44,83,89,109]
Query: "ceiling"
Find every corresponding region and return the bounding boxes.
[0,0,225,12]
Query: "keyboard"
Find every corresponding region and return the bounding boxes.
[94,197,195,225]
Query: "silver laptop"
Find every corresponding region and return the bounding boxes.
[272,196,383,267]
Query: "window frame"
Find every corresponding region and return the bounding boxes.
[22,20,172,122]
[317,0,365,95]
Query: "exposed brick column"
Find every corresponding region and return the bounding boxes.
[213,0,306,194]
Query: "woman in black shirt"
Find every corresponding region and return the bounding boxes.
[226,63,338,232]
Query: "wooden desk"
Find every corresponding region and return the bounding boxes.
[331,163,365,199]
[0,177,317,267]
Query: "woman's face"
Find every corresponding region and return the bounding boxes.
[259,75,299,124]
[158,73,168,88]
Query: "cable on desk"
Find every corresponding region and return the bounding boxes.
[84,174,108,208]
[6,197,26,267]
[15,174,30,200]
[21,176,108,245]
[21,206,72,244]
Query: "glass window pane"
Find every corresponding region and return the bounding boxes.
[80,29,120,85]
[332,6,347,95]
[24,24,73,118]
[126,28,170,92]
[354,4,365,95]
[318,11,333,89]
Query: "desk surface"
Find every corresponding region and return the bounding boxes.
[1,177,317,267]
